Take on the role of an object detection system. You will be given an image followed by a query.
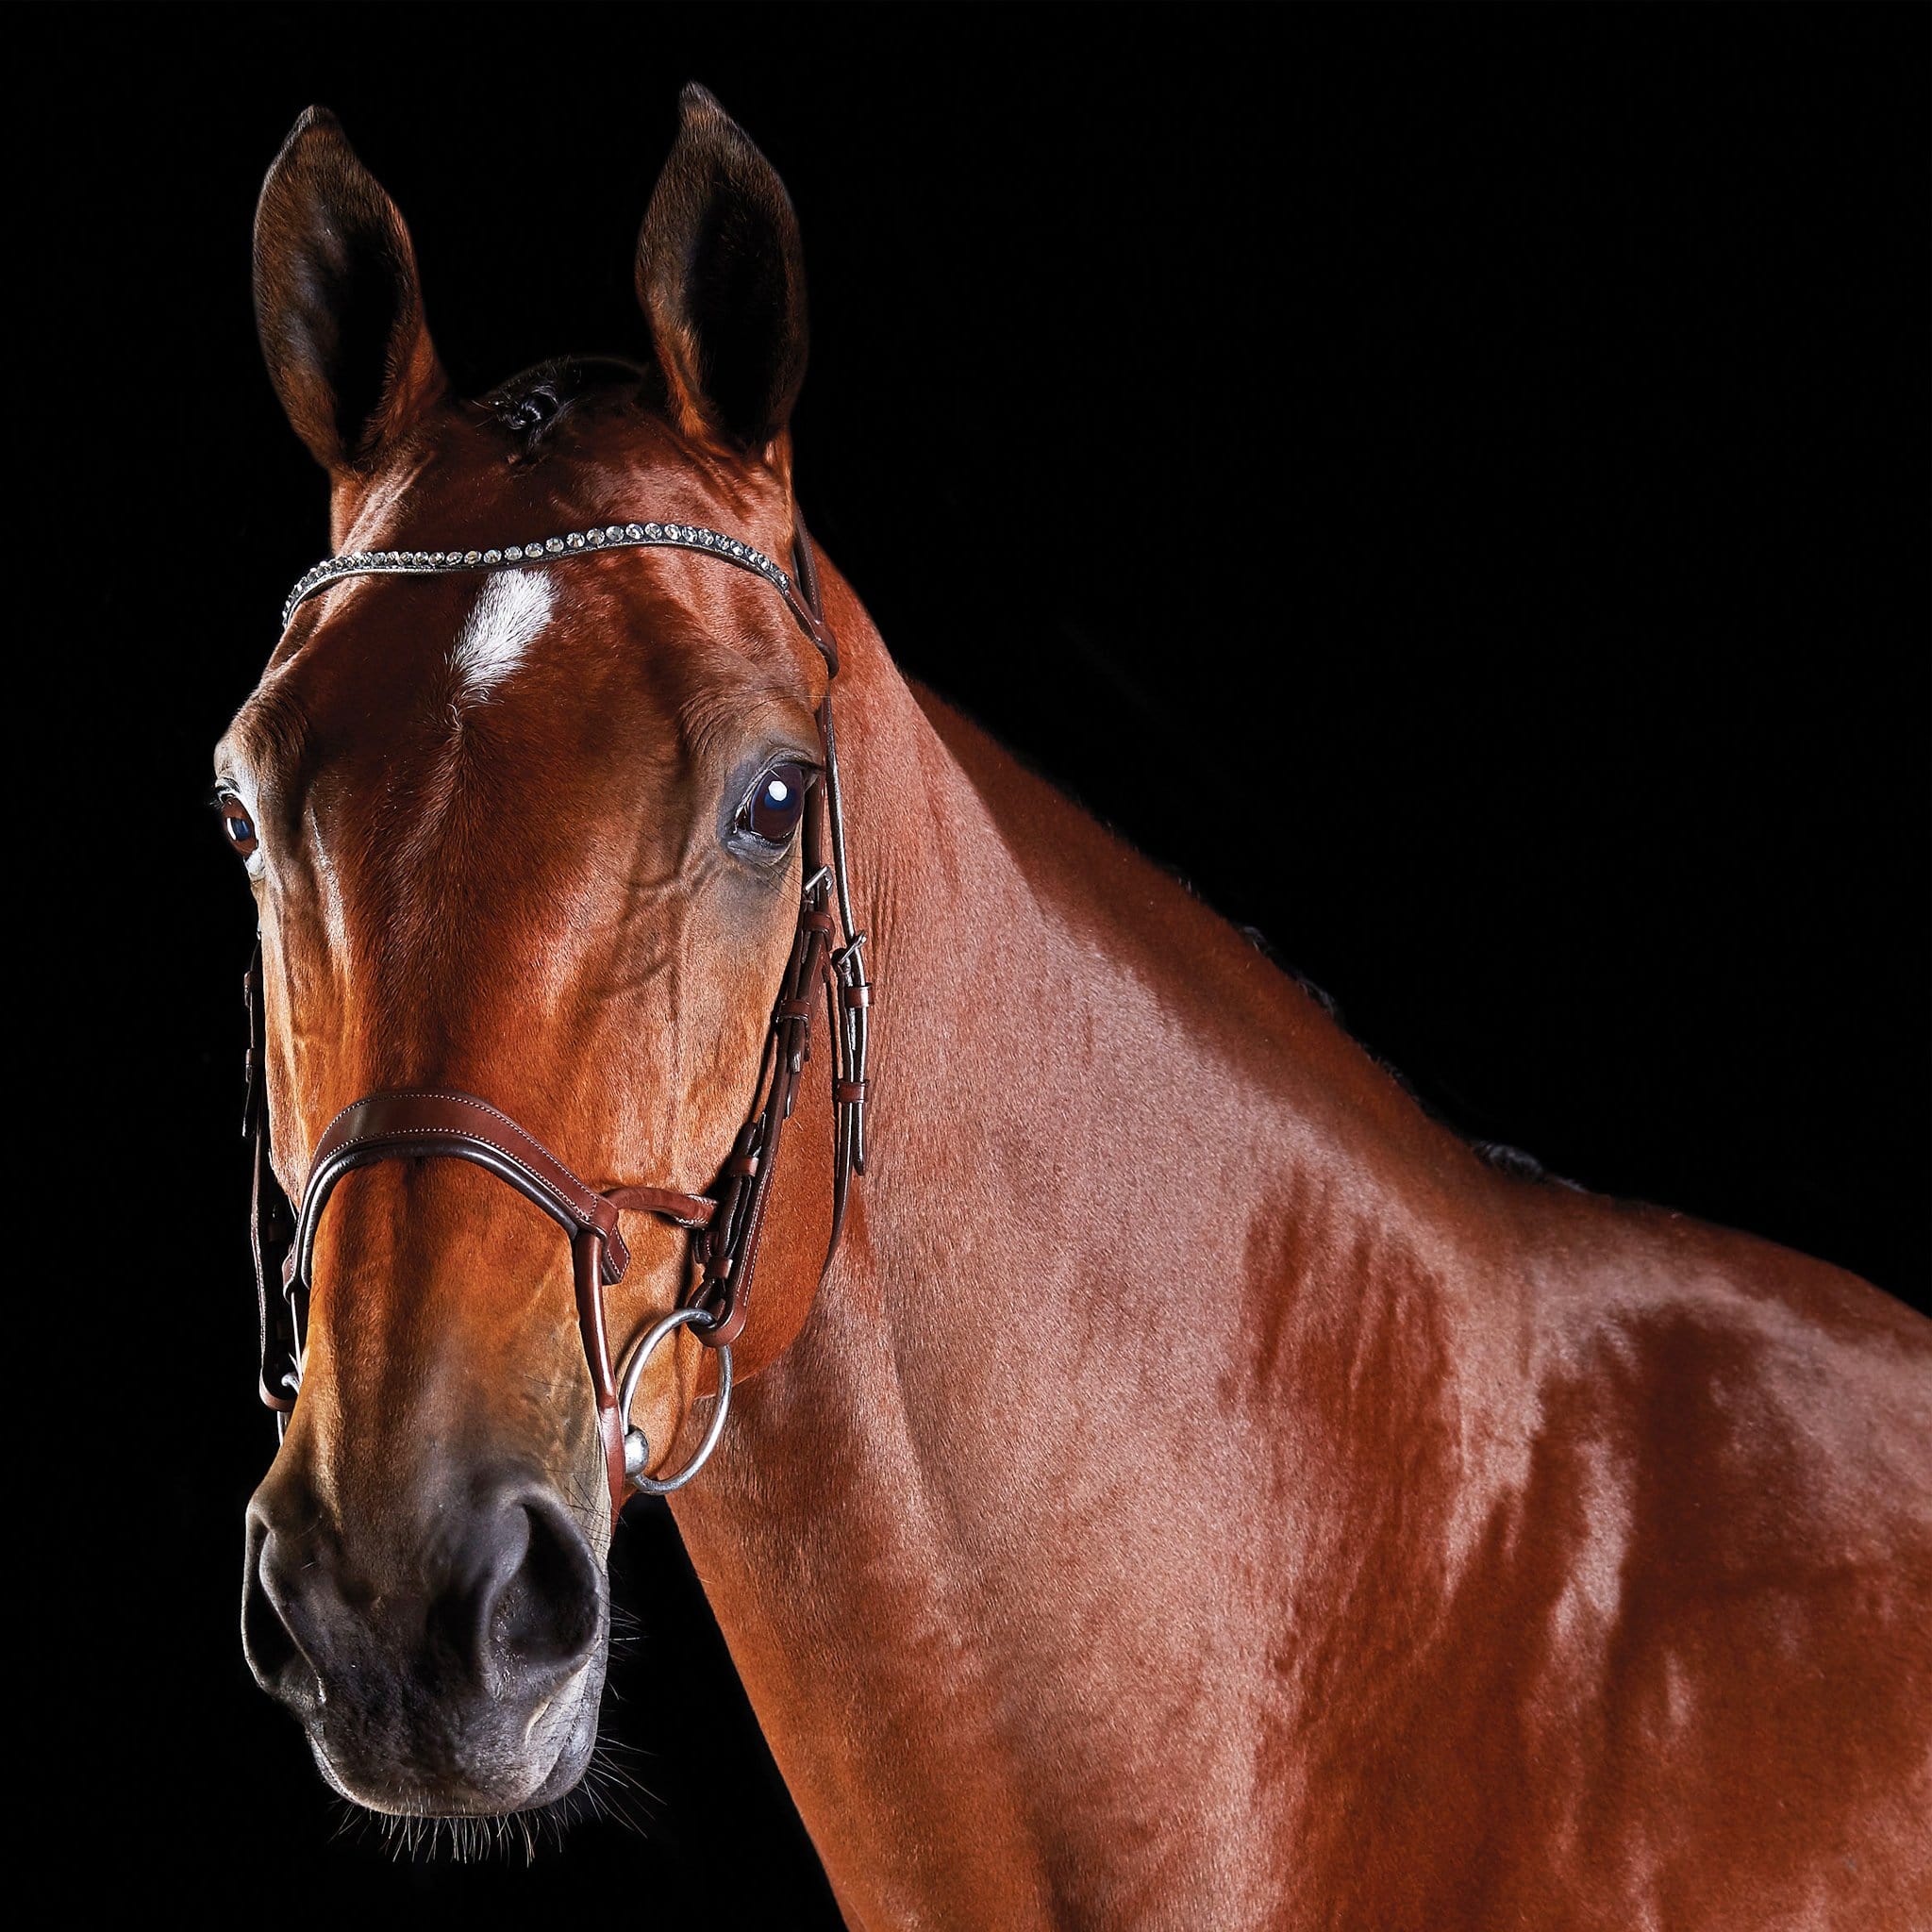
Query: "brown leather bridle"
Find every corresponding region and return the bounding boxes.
[243,514,872,1524]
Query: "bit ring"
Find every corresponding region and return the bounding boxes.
[617,1306,733,1495]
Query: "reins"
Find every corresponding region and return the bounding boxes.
[243,513,873,1523]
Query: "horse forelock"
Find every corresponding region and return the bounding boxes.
[475,356,659,459]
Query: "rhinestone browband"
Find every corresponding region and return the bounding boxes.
[281,521,793,631]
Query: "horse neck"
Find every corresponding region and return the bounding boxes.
[669,582,1539,1919]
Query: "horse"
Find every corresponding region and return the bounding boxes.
[225,87,1932,1929]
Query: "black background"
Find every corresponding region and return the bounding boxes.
[34,5,1925,1920]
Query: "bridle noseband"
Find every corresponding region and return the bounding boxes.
[243,514,873,1524]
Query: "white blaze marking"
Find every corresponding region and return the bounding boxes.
[450,571,553,701]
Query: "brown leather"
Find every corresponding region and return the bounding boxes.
[574,1231,629,1517]
[244,944,297,1413]
[243,518,874,1523]
[682,784,836,1347]
[606,1185,717,1229]
[303,1090,635,1284]
[280,1087,717,1524]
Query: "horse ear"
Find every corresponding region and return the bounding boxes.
[638,85,808,456]
[253,108,446,472]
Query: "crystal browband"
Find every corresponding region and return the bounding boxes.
[281,521,793,632]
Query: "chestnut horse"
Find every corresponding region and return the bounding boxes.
[225,90,1931,1928]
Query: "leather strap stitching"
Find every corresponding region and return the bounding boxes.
[312,1089,610,1205]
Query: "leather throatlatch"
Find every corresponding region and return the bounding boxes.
[244,516,872,1524]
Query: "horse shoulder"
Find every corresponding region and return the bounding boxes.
[1475,1203,1932,1925]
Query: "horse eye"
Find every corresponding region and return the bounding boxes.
[219,798,258,857]
[741,762,811,844]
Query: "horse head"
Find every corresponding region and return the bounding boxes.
[225,89,854,1818]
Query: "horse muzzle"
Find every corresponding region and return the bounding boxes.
[243,1465,608,1814]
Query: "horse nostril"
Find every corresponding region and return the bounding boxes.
[473,1490,604,1690]
[242,1518,307,1695]
[243,1478,602,1728]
